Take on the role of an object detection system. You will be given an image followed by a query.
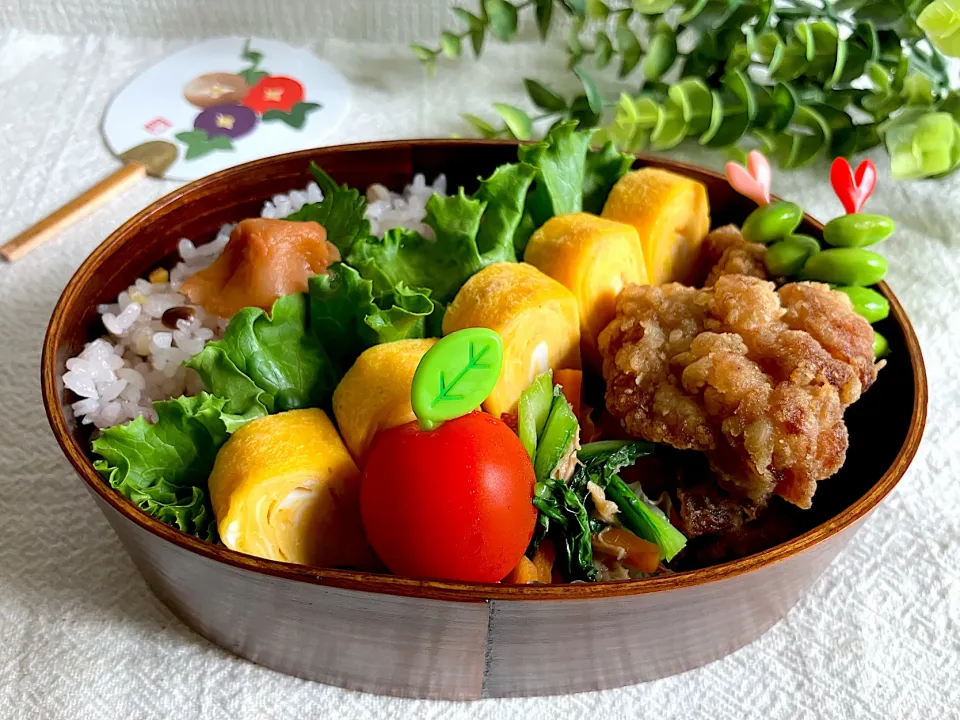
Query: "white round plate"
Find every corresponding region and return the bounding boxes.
[102,37,350,181]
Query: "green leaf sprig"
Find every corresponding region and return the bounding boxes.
[416,0,960,181]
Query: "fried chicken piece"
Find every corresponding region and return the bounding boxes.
[598,274,878,509]
[703,225,768,286]
[677,483,757,537]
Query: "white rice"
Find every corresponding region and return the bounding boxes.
[65,173,446,430]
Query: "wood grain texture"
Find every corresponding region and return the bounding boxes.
[41,140,928,698]
[1,162,146,262]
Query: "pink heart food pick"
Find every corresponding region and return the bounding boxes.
[830,157,877,214]
[725,150,772,206]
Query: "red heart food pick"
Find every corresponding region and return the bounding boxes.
[830,157,877,214]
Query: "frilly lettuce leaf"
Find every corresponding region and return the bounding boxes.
[308,263,434,374]
[347,163,536,302]
[514,123,633,253]
[583,141,634,214]
[187,293,338,425]
[519,121,592,222]
[285,162,371,255]
[91,393,230,541]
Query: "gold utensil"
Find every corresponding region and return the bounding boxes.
[0,141,177,262]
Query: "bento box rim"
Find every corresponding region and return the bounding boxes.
[41,138,928,603]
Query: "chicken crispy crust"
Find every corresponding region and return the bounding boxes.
[703,224,768,286]
[598,274,878,508]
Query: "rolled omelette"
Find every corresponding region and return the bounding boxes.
[333,338,437,466]
[601,168,710,285]
[208,408,378,569]
[442,262,580,417]
[524,212,648,369]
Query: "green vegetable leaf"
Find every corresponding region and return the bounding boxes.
[187,293,338,421]
[524,78,567,112]
[92,393,230,541]
[473,161,538,258]
[582,141,633,214]
[411,328,504,430]
[349,227,469,303]
[519,120,592,224]
[533,480,597,582]
[285,163,371,255]
[349,163,533,303]
[533,477,596,581]
[493,102,534,140]
[578,441,687,561]
[308,264,435,375]
[519,370,554,459]
[484,0,519,41]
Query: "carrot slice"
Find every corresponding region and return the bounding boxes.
[503,555,539,584]
[592,526,659,574]
[531,539,556,584]
[553,369,582,420]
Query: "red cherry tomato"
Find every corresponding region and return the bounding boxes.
[360,412,537,583]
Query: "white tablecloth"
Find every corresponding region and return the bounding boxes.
[0,26,958,720]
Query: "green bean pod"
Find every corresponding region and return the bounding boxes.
[823,213,896,248]
[800,248,888,286]
[764,234,821,277]
[834,286,890,323]
[742,201,804,245]
[873,331,890,359]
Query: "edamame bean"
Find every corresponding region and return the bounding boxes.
[823,213,895,248]
[873,331,890,359]
[800,248,888,286]
[764,234,821,277]
[741,201,804,245]
[834,286,890,323]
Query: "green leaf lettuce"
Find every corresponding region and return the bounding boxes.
[92,393,231,541]
[347,162,535,302]
[187,293,338,426]
[308,263,435,374]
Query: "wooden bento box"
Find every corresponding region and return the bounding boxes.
[42,140,926,699]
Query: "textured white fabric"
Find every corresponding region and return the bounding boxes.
[1,28,959,720]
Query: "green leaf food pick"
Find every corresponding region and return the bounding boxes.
[411,328,504,430]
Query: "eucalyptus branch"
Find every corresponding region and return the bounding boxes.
[414,0,960,180]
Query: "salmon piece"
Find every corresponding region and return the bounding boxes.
[181,218,340,319]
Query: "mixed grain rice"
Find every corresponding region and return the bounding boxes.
[64,174,446,429]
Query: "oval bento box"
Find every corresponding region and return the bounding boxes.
[42,140,927,700]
